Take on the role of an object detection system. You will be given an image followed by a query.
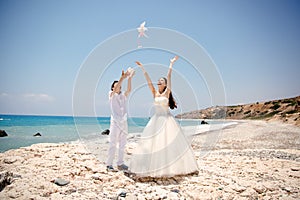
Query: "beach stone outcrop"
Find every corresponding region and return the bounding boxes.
[201,120,209,124]
[101,129,110,135]
[52,178,70,186]
[33,132,42,137]
[0,130,8,137]
[4,157,19,164]
[0,171,13,192]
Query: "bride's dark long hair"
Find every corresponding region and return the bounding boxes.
[162,77,177,110]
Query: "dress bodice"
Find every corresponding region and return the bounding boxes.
[154,96,169,107]
[154,96,169,115]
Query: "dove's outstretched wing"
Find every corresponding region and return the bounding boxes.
[137,21,148,38]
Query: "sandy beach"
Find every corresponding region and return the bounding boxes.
[1,120,300,199]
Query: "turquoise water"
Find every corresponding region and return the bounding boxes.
[0,115,216,152]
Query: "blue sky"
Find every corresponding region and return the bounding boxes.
[0,0,299,117]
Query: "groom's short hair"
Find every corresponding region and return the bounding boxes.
[111,81,118,91]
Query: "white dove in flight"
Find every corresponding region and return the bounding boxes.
[137,21,148,38]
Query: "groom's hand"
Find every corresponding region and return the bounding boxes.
[121,70,128,79]
[130,71,135,78]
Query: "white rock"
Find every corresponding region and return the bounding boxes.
[253,183,266,194]
[168,192,180,200]
[240,188,257,197]
[232,184,246,193]
[145,187,152,193]
[262,182,276,192]
[125,193,138,200]
[91,174,101,180]
[3,157,19,164]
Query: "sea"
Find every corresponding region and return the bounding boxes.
[0,114,232,153]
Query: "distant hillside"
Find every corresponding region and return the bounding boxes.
[176,96,300,126]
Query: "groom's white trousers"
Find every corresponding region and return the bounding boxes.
[106,120,127,166]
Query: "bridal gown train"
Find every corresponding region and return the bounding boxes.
[129,96,198,177]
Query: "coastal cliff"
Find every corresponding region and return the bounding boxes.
[176,96,300,126]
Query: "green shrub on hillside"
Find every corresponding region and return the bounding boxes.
[286,110,297,114]
[228,111,236,116]
[282,99,293,104]
[270,103,280,110]
[260,111,268,115]
[244,110,251,115]
[265,111,280,118]
[288,101,297,106]
[252,111,280,119]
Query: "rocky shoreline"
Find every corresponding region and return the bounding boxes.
[0,120,299,199]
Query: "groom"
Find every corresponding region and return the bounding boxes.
[106,69,134,171]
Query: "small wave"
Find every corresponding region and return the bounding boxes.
[0,118,11,121]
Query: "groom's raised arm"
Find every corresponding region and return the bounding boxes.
[110,70,127,98]
[125,75,133,97]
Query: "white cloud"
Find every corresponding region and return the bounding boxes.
[0,93,9,97]
[23,93,55,102]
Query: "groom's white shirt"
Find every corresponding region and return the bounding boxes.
[109,91,127,124]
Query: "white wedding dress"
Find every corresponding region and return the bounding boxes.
[129,96,198,177]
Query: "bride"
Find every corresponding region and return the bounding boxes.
[129,56,199,177]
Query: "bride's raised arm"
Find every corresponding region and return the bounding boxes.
[167,56,179,94]
[135,61,156,97]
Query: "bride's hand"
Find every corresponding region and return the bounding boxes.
[135,61,143,67]
[170,56,179,64]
